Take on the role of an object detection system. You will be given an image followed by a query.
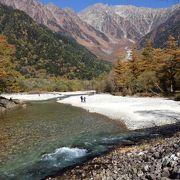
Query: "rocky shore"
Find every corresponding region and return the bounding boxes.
[0,96,25,113]
[52,133,180,180]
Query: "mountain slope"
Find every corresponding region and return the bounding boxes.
[0,4,110,80]
[0,0,112,60]
[139,9,180,48]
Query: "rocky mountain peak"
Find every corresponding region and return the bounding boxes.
[90,3,108,8]
[45,2,60,11]
[64,8,76,15]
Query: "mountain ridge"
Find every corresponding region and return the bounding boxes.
[79,3,180,39]
[0,0,179,61]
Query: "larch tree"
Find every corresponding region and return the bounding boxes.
[113,59,132,94]
[130,48,141,79]
[141,39,155,71]
[164,36,180,93]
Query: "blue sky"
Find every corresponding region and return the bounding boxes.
[41,0,180,12]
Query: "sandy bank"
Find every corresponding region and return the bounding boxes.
[57,94,180,130]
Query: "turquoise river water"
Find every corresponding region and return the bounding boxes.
[0,100,129,179]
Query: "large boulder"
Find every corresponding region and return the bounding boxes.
[0,96,25,113]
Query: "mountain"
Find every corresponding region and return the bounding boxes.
[0,0,112,61]
[139,9,180,48]
[0,0,179,61]
[79,3,179,41]
[0,4,110,80]
[79,3,180,59]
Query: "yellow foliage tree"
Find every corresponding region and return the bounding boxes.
[0,35,21,93]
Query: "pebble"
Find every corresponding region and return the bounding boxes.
[162,167,170,177]
[143,165,149,172]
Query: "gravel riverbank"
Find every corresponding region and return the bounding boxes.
[51,133,180,180]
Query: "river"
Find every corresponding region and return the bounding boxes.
[0,100,128,179]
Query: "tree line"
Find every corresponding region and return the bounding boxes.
[1,34,179,95]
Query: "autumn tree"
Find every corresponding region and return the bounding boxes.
[142,39,154,61]
[0,35,21,93]
[141,39,155,71]
[130,48,141,79]
[112,36,180,96]
[113,59,133,94]
[164,36,180,93]
[154,36,180,94]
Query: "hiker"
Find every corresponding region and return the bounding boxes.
[83,96,86,103]
[80,96,83,102]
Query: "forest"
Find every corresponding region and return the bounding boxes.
[0,34,179,97]
[0,35,101,93]
[0,4,110,81]
[98,36,180,97]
